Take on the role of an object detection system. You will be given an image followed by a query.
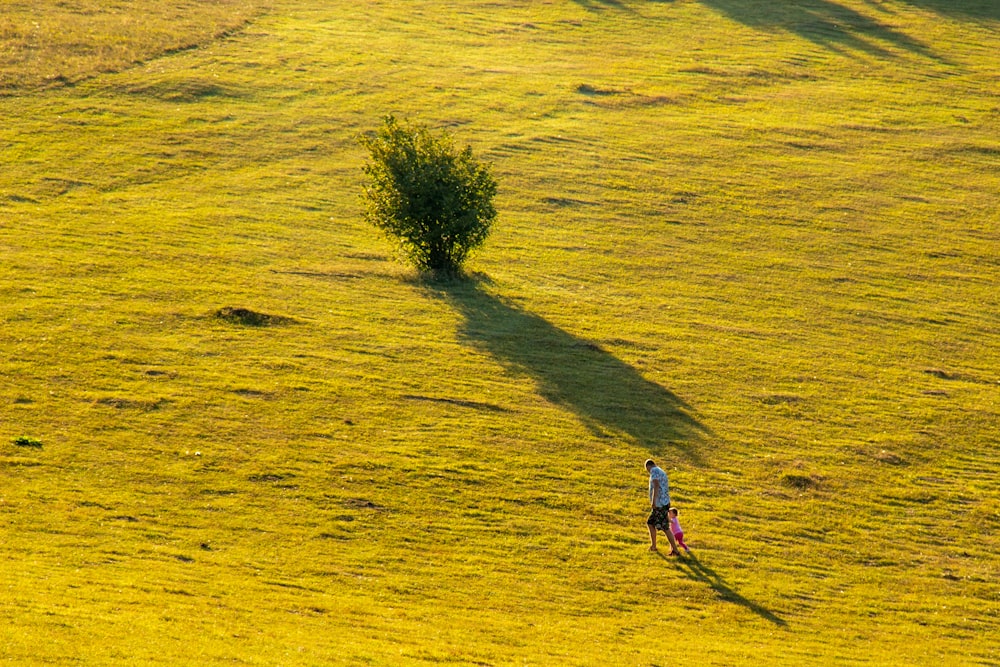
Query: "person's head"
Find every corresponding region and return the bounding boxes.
[668,508,679,517]
[644,459,656,472]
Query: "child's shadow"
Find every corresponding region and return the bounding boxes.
[427,278,707,461]
[661,552,788,627]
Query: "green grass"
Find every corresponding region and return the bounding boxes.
[1,0,999,664]
[0,0,264,93]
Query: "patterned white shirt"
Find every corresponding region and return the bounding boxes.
[648,466,671,508]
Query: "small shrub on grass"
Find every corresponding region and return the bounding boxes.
[359,115,498,277]
[12,436,43,448]
[782,473,819,490]
[215,307,293,327]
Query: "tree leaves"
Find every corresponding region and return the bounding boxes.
[359,115,497,275]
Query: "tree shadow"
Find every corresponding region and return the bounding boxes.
[696,0,942,61]
[663,552,788,627]
[891,0,1000,20]
[426,278,707,461]
[573,0,1000,25]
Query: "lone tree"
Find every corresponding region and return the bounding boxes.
[360,115,498,276]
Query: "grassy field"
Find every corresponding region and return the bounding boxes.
[0,0,264,93]
[1,0,998,664]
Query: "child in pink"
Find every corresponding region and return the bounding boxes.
[668,508,691,553]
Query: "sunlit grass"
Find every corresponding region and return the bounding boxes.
[0,0,264,93]
[1,0,998,664]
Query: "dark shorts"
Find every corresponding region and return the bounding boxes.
[647,504,672,530]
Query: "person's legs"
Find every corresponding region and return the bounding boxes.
[648,506,678,554]
[674,532,689,551]
[663,527,679,554]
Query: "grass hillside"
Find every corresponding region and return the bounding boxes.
[1,0,998,664]
[0,0,264,93]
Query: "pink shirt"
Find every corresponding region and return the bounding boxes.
[670,515,683,535]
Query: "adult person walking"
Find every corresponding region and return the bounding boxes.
[645,459,679,555]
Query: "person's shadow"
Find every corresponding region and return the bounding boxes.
[426,277,707,461]
[663,551,788,627]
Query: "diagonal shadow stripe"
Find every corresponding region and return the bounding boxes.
[428,278,707,461]
[572,0,976,61]
[666,552,789,627]
[697,0,942,60]
[893,0,1000,19]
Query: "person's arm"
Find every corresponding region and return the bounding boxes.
[650,478,661,507]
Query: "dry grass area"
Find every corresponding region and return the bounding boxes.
[0,0,264,93]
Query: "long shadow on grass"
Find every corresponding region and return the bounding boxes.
[697,0,941,61]
[664,552,788,627]
[428,279,706,461]
[574,0,952,63]
[893,0,1000,20]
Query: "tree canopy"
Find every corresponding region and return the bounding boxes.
[360,115,498,276]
